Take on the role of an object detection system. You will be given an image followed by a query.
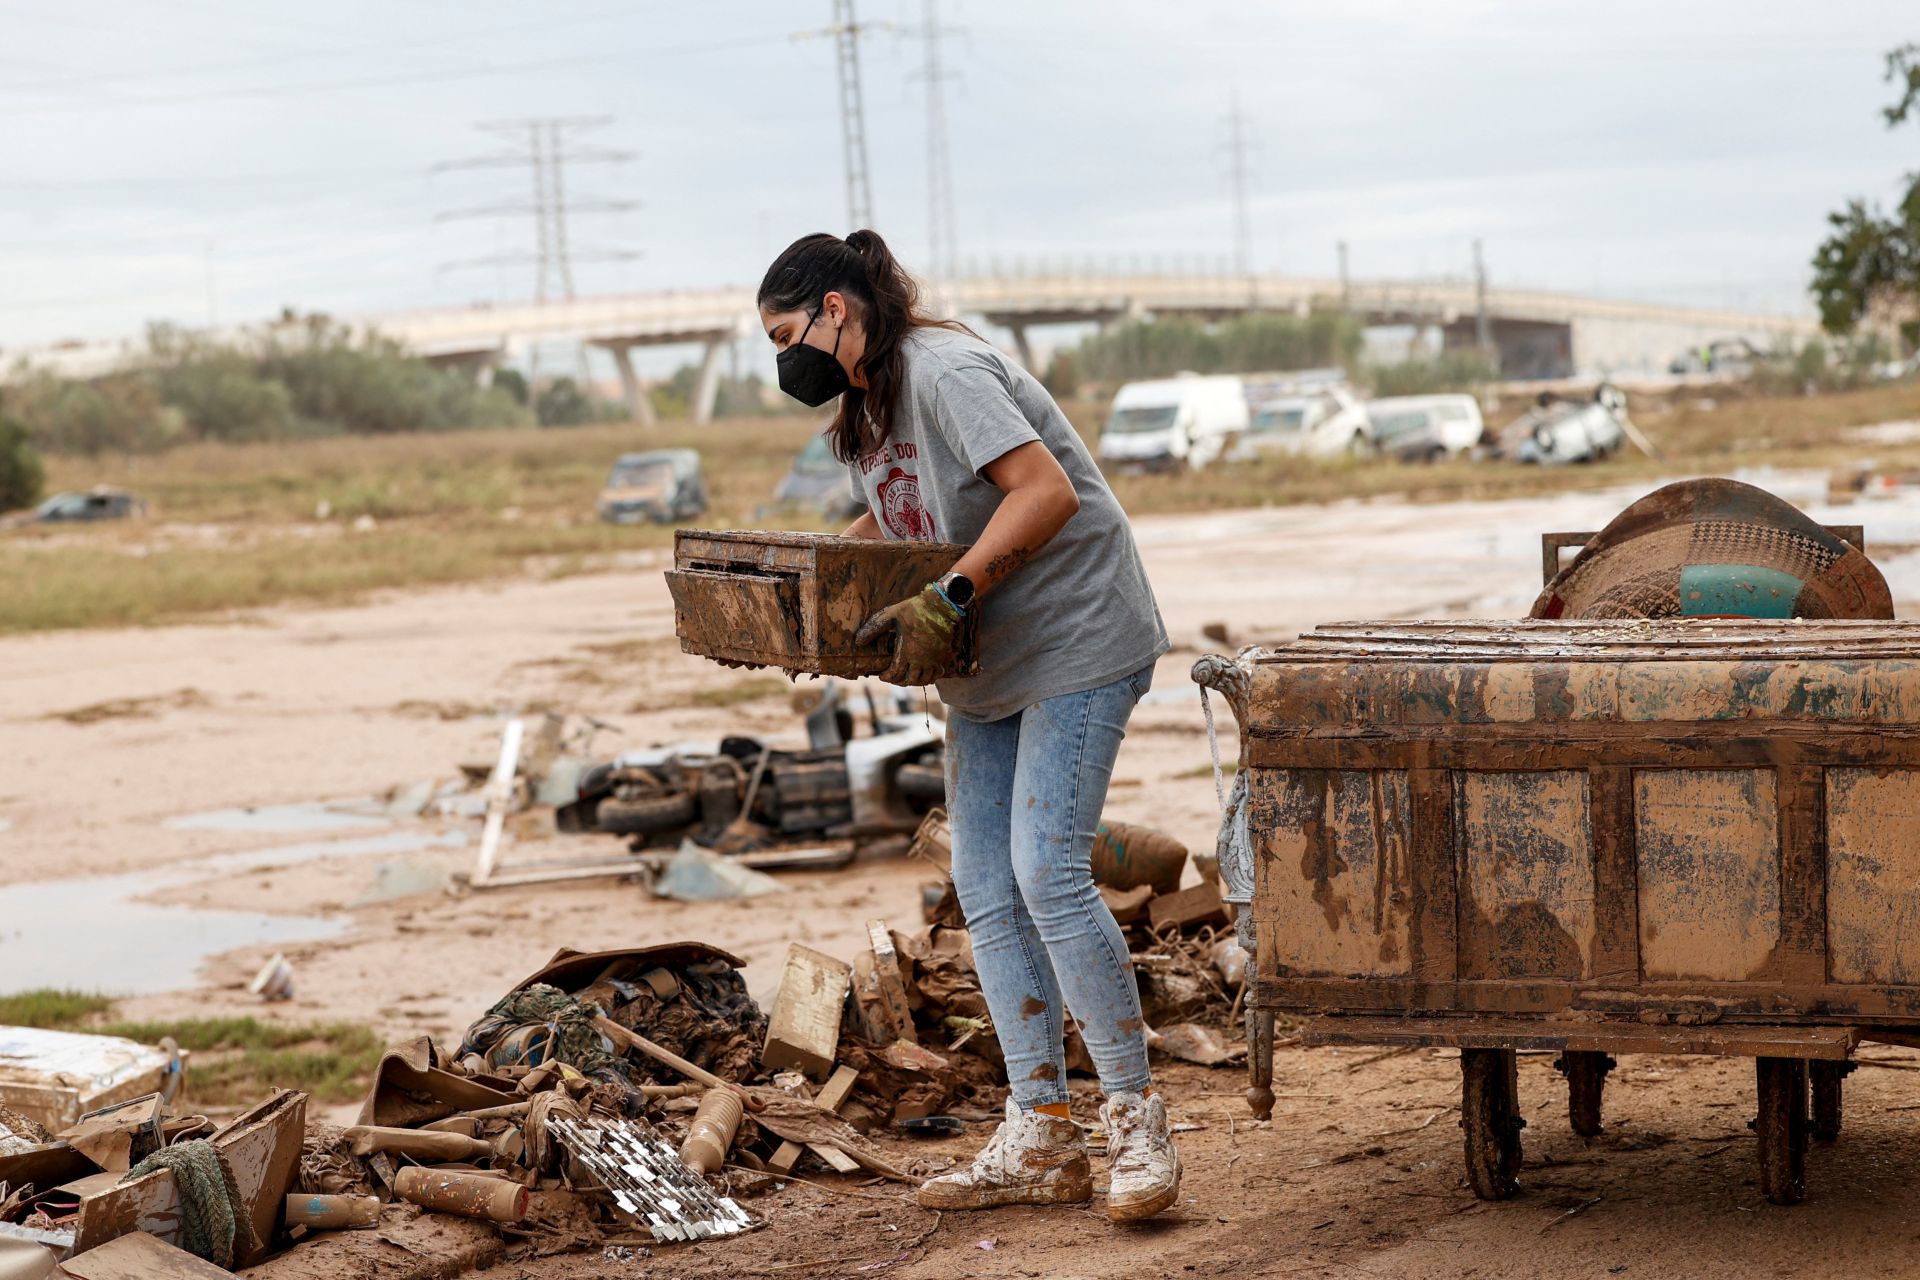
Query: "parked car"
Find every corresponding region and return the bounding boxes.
[774,432,867,522]
[1237,384,1371,459]
[1365,394,1487,462]
[596,449,708,525]
[1668,338,1766,377]
[1096,374,1249,472]
[1507,385,1630,465]
[33,488,147,522]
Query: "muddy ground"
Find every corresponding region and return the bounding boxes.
[12,476,1920,1277]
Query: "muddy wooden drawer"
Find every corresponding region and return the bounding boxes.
[667,530,979,677]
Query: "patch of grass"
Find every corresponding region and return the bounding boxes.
[0,989,113,1027]
[688,676,792,708]
[47,687,206,724]
[1176,761,1239,780]
[18,380,1920,636]
[0,991,383,1106]
[96,1017,385,1107]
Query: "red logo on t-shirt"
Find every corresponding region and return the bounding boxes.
[876,466,935,540]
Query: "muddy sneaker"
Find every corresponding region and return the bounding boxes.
[916,1098,1092,1210]
[1100,1091,1181,1221]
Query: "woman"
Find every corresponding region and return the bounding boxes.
[757,230,1179,1221]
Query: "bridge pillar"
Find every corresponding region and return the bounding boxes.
[691,334,727,425]
[605,342,657,427]
[1006,322,1037,371]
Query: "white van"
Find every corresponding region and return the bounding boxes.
[1238,384,1372,459]
[1096,374,1249,472]
[1364,394,1487,462]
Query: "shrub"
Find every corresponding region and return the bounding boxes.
[1068,312,1363,386]
[1367,351,1502,397]
[0,414,45,512]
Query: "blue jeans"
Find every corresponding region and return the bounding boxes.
[944,663,1155,1109]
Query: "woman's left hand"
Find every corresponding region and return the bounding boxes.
[856,584,963,686]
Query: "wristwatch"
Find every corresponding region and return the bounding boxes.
[936,571,977,614]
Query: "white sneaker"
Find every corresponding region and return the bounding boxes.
[916,1097,1093,1210]
[1100,1091,1181,1221]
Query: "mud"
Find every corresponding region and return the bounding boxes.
[669,530,976,676]
[18,486,1920,1276]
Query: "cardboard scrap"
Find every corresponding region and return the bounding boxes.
[69,1089,305,1269]
[59,1230,230,1280]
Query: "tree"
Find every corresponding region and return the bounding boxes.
[0,413,45,513]
[1811,45,1920,340]
[536,376,598,427]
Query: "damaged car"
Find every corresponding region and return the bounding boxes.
[597,449,708,525]
[1505,384,1630,465]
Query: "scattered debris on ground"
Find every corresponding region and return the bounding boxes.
[0,802,1240,1276]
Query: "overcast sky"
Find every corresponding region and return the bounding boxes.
[3,0,1917,358]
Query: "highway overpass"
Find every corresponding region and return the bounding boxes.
[1,268,1820,424]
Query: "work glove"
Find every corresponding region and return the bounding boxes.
[855,583,963,687]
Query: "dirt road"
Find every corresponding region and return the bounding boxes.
[9,477,1920,1277]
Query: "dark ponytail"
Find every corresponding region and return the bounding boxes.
[757,229,969,464]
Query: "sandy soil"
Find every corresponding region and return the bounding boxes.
[12,476,1920,1277]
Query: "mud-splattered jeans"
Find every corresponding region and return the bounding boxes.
[944,663,1155,1109]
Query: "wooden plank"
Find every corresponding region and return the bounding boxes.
[1148,880,1229,933]
[60,1230,234,1279]
[1587,765,1640,987]
[1251,973,1920,1022]
[1454,769,1595,982]
[1407,769,1457,984]
[762,945,852,1081]
[1248,729,1920,773]
[863,921,917,1046]
[1300,1014,1860,1060]
[1828,766,1920,984]
[767,1066,861,1176]
[1636,769,1781,981]
[1777,760,1828,986]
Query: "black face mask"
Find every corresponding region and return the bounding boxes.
[776,309,850,407]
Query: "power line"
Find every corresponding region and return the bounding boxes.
[916,0,960,279]
[434,117,637,304]
[797,2,884,230]
[0,31,792,115]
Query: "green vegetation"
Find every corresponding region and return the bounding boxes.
[10,375,1920,637]
[104,1016,384,1106]
[0,989,113,1027]
[1812,43,1920,345]
[4,318,532,455]
[689,676,792,708]
[1,415,817,634]
[0,414,44,513]
[1060,312,1363,386]
[1367,351,1502,397]
[0,989,382,1106]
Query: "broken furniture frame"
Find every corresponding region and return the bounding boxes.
[1540,525,1865,586]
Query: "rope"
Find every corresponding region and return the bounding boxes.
[1200,685,1228,814]
[120,1139,244,1268]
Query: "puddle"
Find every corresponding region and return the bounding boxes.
[164,801,391,835]
[0,829,464,997]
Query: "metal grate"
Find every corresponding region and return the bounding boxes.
[549,1115,752,1243]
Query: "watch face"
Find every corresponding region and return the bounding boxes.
[944,573,976,607]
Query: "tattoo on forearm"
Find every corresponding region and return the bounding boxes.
[984,545,1034,583]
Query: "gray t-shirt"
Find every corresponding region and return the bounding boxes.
[848,327,1169,722]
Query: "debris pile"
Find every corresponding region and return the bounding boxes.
[414,695,948,891]
[0,816,1239,1275]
